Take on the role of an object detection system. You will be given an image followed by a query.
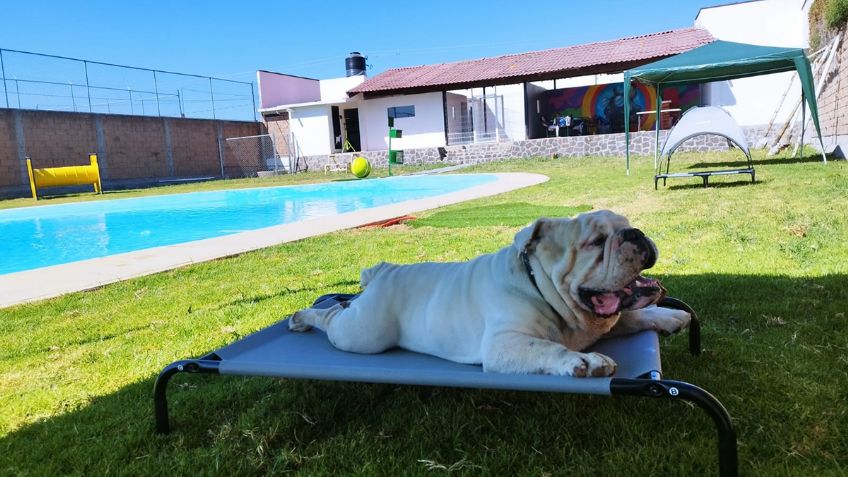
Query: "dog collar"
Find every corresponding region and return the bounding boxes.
[520,248,564,319]
[520,248,541,291]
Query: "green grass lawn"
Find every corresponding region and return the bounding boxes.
[1,151,846,476]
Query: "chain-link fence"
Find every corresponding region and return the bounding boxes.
[0,48,256,121]
[225,134,293,177]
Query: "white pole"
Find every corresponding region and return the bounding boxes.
[793,34,839,163]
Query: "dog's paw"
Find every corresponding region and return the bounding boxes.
[648,308,691,336]
[560,351,617,377]
[288,311,312,332]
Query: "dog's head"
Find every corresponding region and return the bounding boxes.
[515,210,666,318]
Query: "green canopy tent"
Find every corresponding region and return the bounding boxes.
[623,40,826,174]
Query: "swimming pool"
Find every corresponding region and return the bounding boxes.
[0,174,499,275]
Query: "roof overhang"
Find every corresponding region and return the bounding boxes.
[352,59,657,99]
[259,96,353,114]
[347,28,714,98]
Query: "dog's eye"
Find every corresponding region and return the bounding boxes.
[591,235,607,247]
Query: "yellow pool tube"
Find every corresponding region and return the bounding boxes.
[26,154,103,200]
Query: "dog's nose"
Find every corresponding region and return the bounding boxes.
[621,228,645,242]
[621,228,656,269]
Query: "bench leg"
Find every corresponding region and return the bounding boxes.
[611,378,738,477]
[154,359,220,434]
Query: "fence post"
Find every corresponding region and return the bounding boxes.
[250,82,257,121]
[153,70,161,117]
[69,81,76,112]
[216,123,225,177]
[83,60,93,112]
[0,49,9,108]
[209,77,216,119]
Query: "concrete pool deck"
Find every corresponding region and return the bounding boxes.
[0,172,548,308]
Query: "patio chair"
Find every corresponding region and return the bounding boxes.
[154,295,737,477]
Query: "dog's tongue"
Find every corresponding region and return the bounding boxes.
[591,292,621,316]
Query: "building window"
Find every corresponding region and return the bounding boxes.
[388,105,415,119]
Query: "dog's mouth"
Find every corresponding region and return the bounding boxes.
[578,276,667,318]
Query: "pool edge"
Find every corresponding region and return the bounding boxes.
[0,173,548,308]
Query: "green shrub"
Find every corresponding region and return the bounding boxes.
[809,0,847,50]
[825,0,848,27]
[809,0,828,50]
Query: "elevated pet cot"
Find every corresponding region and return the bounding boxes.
[154,294,737,477]
[654,106,755,188]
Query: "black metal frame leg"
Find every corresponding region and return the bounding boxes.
[154,359,220,434]
[658,296,701,356]
[610,378,738,477]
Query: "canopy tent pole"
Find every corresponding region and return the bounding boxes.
[654,84,662,169]
[793,55,828,163]
[817,132,828,163]
[798,90,806,159]
[796,33,839,163]
[624,75,631,175]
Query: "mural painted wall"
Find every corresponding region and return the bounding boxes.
[539,82,701,134]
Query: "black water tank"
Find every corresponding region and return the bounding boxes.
[345,52,366,77]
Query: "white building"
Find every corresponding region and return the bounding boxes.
[257,1,815,160]
[695,0,813,128]
[258,29,714,160]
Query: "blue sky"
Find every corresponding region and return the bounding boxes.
[1,0,721,81]
[0,1,723,120]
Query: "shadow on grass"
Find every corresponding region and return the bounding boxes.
[412,202,593,228]
[216,280,360,309]
[2,273,846,475]
[685,155,826,169]
[661,179,761,191]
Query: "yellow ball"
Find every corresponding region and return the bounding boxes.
[351,156,371,178]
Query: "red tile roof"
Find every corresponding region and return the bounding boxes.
[349,28,714,97]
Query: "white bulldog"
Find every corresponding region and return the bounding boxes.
[289,210,691,377]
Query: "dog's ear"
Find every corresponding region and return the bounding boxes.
[514,218,550,252]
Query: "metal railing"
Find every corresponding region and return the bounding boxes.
[0,48,257,121]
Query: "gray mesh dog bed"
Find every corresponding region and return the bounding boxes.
[154,295,737,476]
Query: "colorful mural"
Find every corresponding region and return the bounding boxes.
[540,82,701,133]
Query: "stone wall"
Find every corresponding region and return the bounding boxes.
[811,24,848,156]
[298,127,768,171]
[0,109,263,198]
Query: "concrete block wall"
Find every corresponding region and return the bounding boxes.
[265,115,291,157]
[101,115,170,179]
[812,26,848,155]
[24,112,98,169]
[0,108,263,198]
[170,119,220,177]
[0,110,20,188]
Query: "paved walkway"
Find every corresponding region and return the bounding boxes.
[0,173,548,308]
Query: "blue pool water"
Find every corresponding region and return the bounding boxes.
[0,174,498,275]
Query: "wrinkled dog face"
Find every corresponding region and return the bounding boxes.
[530,210,666,318]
